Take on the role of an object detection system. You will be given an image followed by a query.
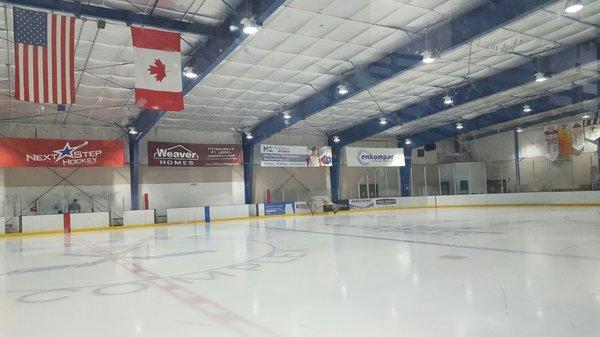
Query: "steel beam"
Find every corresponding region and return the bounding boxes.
[410,82,599,147]
[2,0,219,36]
[246,0,556,145]
[338,39,599,146]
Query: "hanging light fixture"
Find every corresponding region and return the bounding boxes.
[128,126,138,135]
[565,0,583,13]
[421,50,435,64]
[535,72,548,82]
[183,66,197,79]
[245,132,254,140]
[443,95,454,105]
[523,104,532,113]
[241,18,259,35]
[455,122,464,130]
[336,83,349,96]
[405,138,412,145]
[379,117,387,125]
[516,126,523,133]
[332,135,341,143]
[282,111,291,120]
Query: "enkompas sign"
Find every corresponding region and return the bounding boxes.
[346,147,405,167]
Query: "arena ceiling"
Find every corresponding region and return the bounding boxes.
[0,0,597,145]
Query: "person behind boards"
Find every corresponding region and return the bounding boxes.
[68,199,81,214]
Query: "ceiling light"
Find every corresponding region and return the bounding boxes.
[455,122,464,130]
[516,126,523,133]
[565,0,583,13]
[245,132,253,140]
[282,111,292,120]
[523,104,532,113]
[443,95,453,105]
[333,135,341,143]
[183,66,197,79]
[582,113,591,119]
[128,126,138,135]
[405,138,412,145]
[241,18,259,35]
[535,72,548,82]
[229,24,240,32]
[421,50,435,64]
[379,117,387,125]
[336,83,349,96]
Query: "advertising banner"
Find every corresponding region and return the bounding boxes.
[346,147,405,167]
[336,199,350,211]
[557,124,572,157]
[375,198,398,208]
[260,144,307,167]
[148,141,241,167]
[0,137,124,168]
[349,199,375,209]
[571,122,584,151]
[293,201,312,215]
[349,198,401,210]
[544,125,559,161]
[584,118,600,141]
[260,144,332,167]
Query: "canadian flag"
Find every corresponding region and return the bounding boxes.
[131,27,183,111]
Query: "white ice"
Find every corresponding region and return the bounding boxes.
[1,207,600,337]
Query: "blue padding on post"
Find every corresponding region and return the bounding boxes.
[204,206,210,223]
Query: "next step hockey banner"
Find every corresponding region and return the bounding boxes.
[148,141,242,167]
[0,137,125,167]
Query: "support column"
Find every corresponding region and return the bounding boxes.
[597,138,600,178]
[398,138,412,197]
[242,141,254,204]
[330,143,341,202]
[128,136,140,210]
[514,129,521,192]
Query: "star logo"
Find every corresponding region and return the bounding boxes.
[53,141,88,162]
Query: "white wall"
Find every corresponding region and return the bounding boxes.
[339,138,401,199]
[408,123,599,194]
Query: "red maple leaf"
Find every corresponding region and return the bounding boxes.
[147,58,167,82]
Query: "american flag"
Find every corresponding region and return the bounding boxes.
[13,7,75,104]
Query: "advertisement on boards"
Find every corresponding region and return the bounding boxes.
[264,202,288,216]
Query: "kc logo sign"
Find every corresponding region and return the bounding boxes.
[0,137,125,168]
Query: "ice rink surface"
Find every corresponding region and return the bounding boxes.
[1,206,600,337]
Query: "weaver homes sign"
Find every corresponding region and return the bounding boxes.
[148,141,242,167]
